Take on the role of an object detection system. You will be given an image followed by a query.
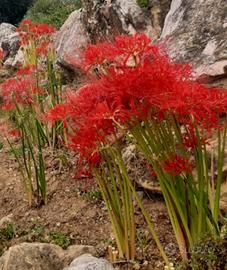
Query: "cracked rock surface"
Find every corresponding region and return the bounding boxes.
[161,0,227,78]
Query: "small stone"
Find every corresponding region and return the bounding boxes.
[62,246,96,266]
[136,191,144,200]
[64,254,113,270]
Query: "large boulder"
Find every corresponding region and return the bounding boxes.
[161,0,227,78]
[0,23,20,60]
[54,10,90,70]
[0,243,64,270]
[0,243,95,270]
[54,0,171,69]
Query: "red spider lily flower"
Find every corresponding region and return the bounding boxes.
[88,152,102,166]
[17,21,55,48]
[183,133,200,150]
[30,23,56,36]
[0,122,21,138]
[162,154,194,176]
[0,76,38,109]
[75,166,93,178]
[18,32,30,46]
[9,129,21,138]
[36,40,51,56]
[48,33,227,172]
[1,104,15,111]
[81,33,159,72]
[16,64,36,76]
[83,42,118,71]
[46,103,71,128]
[17,20,33,44]
[68,125,103,166]
[47,87,115,166]
[20,19,33,27]
[147,164,157,177]
[182,125,209,150]
[114,33,155,65]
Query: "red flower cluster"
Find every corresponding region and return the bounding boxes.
[17,20,55,54]
[81,33,161,73]
[162,154,194,176]
[16,64,36,76]
[48,33,227,169]
[0,74,40,110]
[0,121,21,138]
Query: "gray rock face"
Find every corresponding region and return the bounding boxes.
[54,0,171,68]
[161,0,227,78]
[0,243,95,270]
[54,10,90,70]
[81,0,156,41]
[0,23,20,59]
[64,254,113,270]
[149,0,172,36]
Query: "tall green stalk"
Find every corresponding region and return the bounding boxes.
[127,115,226,260]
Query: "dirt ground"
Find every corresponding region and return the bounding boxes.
[0,136,179,270]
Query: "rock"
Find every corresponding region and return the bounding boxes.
[161,0,227,79]
[54,10,90,70]
[11,48,25,68]
[0,243,96,270]
[0,23,20,59]
[3,57,14,68]
[82,0,154,41]
[0,243,64,270]
[122,144,160,193]
[62,245,96,266]
[63,254,113,270]
[54,0,171,69]
[82,0,171,41]
[4,48,25,69]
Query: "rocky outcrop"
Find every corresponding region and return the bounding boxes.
[82,0,158,41]
[54,0,171,69]
[161,0,227,78]
[3,48,25,69]
[63,254,113,270]
[0,23,22,71]
[148,0,172,36]
[54,10,90,70]
[0,243,95,270]
[0,23,20,60]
